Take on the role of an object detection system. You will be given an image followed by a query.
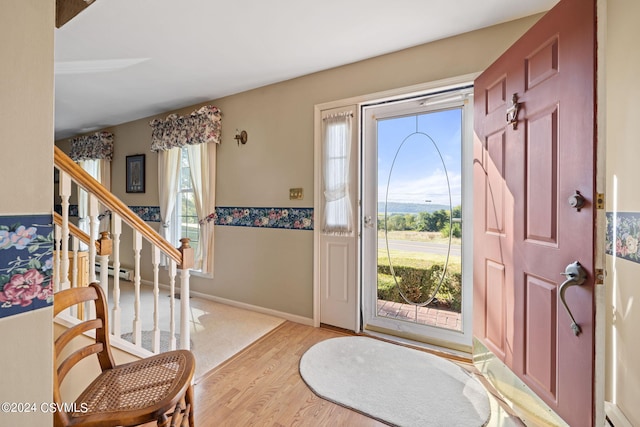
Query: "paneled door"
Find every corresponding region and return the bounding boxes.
[473,0,596,425]
[317,105,360,332]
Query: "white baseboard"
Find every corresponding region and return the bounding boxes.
[605,402,633,427]
[139,279,314,327]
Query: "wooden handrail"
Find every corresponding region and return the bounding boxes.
[52,212,112,255]
[53,211,96,249]
[54,146,182,264]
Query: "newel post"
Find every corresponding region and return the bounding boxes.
[178,238,194,350]
[97,231,112,256]
[97,231,112,304]
[178,238,194,270]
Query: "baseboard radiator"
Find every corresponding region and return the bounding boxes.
[95,264,134,281]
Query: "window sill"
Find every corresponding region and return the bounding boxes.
[188,269,212,280]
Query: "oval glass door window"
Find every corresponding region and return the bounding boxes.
[376,109,462,330]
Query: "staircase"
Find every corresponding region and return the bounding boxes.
[53,146,193,356]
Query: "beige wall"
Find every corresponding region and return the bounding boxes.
[605,0,640,424]
[62,15,542,320]
[0,1,54,426]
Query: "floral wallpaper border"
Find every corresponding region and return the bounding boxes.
[55,205,160,222]
[54,205,314,230]
[0,214,54,319]
[210,207,314,230]
[129,206,162,222]
[606,212,640,264]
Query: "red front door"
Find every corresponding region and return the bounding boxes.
[473,0,596,425]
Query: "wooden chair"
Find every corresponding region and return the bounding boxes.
[53,283,196,427]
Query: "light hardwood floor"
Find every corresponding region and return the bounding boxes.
[192,321,522,427]
[193,321,387,426]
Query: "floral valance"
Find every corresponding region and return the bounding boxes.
[69,131,114,161]
[149,105,222,152]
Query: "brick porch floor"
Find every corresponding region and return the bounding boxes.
[376,299,461,331]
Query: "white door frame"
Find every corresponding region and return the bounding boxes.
[360,86,474,350]
[313,73,479,331]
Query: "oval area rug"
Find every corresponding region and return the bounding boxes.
[299,336,490,426]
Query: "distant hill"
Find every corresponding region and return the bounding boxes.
[378,202,450,214]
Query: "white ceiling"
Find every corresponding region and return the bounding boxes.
[54,0,558,140]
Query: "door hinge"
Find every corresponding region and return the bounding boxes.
[596,193,605,209]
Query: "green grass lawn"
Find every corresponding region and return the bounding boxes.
[378,230,461,246]
[378,248,460,268]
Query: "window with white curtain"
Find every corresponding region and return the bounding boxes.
[70,131,113,244]
[151,105,219,274]
[322,112,353,234]
[171,147,200,254]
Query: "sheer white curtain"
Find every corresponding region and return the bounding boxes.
[151,105,221,273]
[322,112,353,234]
[186,143,216,273]
[157,148,181,246]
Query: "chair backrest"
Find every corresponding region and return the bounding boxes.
[53,283,116,421]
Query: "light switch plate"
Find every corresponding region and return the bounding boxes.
[289,188,303,200]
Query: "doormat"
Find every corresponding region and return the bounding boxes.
[299,336,490,426]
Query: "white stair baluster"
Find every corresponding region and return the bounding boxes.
[97,231,111,307]
[180,268,190,350]
[59,172,71,291]
[53,224,62,293]
[169,260,177,351]
[151,246,161,353]
[111,214,122,337]
[87,194,99,284]
[97,253,109,305]
[132,229,142,346]
[70,237,79,318]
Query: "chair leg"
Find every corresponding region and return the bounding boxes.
[180,404,191,427]
[157,413,170,427]
[169,399,185,427]
[185,385,195,427]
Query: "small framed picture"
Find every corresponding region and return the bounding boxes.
[126,154,145,193]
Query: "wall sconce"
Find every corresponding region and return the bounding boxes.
[234,130,248,146]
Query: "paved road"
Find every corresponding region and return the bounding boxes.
[378,239,461,257]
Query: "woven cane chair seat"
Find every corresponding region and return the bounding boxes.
[73,351,191,417]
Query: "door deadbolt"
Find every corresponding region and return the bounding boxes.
[568,191,585,211]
